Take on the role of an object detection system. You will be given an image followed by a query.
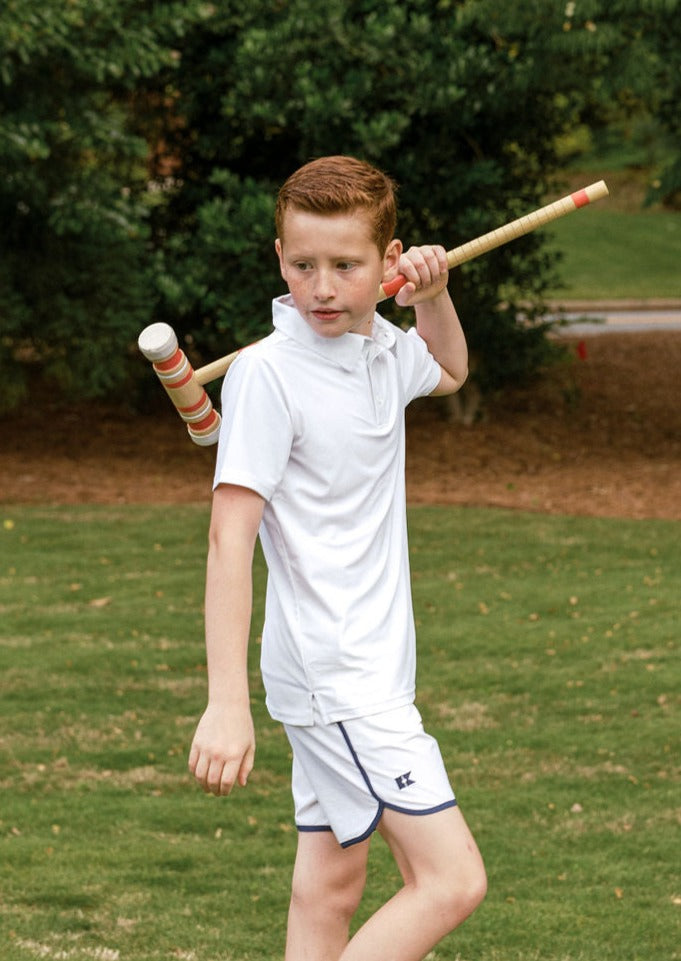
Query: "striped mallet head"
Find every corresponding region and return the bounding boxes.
[138,323,222,447]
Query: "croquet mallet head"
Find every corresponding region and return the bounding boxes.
[138,323,222,447]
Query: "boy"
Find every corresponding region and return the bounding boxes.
[188,156,487,961]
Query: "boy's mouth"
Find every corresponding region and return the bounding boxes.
[312,309,343,321]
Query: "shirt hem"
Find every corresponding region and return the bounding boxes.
[266,690,416,727]
[212,469,273,501]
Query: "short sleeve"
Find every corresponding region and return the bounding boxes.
[398,326,442,403]
[213,351,294,501]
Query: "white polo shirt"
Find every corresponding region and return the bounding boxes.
[213,294,441,725]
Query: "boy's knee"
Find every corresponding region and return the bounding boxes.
[437,861,487,926]
[290,856,366,923]
[461,864,488,915]
[411,857,486,934]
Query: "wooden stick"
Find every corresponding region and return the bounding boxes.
[194,181,609,385]
[140,180,608,443]
[378,181,609,300]
[195,351,242,387]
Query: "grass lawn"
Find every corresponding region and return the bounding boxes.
[546,208,681,300]
[545,168,681,301]
[1,504,679,960]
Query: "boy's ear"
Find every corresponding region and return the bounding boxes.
[274,238,287,281]
[381,238,402,281]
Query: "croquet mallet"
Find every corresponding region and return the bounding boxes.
[138,180,608,446]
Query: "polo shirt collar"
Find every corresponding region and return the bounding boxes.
[272,295,395,371]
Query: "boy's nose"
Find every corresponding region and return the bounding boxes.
[313,269,336,301]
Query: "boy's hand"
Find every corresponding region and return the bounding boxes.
[394,244,449,307]
[188,701,255,796]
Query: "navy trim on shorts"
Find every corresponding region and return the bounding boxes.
[335,721,457,848]
[342,805,384,847]
[296,824,333,834]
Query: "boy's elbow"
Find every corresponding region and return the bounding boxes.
[456,364,469,392]
[432,365,468,396]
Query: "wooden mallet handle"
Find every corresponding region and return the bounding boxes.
[379,180,609,300]
[194,180,609,387]
[139,180,608,444]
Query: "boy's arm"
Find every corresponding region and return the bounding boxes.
[394,244,468,396]
[188,483,265,796]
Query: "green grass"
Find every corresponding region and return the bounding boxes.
[1,505,680,960]
[543,165,681,301]
[546,208,681,300]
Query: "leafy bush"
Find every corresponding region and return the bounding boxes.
[0,0,208,406]
[2,0,679,411]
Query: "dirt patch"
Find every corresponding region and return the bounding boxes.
[406,330,681,520]
[2,332,680,520]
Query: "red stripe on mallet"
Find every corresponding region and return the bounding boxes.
[154,349,184,372]
[570,189,591,209]
[192,410,221,432]
[162,366,195,390]
[178,392,210,415]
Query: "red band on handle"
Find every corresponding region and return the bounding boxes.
[165,366,195,390]
[192,410,221,432]
[178,392,210,415]
[154,348,184,372]
[380,274,407,299]
[571,188,590,209]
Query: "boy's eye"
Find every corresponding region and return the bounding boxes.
[290,260,357,272]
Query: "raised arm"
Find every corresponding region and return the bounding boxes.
[394,244,468,396]
[188,483,265,796]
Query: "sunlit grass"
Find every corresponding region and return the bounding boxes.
[546,208,681,300]
[544,166,681,300]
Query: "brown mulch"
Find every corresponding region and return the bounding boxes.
[2,332,680,520]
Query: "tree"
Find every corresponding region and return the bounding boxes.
[548,0,681,207]
[152,1,577,398]
[623,2,681,206]
[0,0,209,408]
[4,0,678,415]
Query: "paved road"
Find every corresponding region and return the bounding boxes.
[549,299,681,335]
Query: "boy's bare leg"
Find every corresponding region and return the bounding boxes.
[285,830,370,961]
[339,805,486,961]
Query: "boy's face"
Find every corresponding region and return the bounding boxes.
[275,207,401,339]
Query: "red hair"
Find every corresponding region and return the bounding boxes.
[275,156,397,255]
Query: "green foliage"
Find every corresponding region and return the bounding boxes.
[153,0,604,389]
[649,13,681,206]
[0,0,208,407]
[1,1,680,410]
[550,0,681,206]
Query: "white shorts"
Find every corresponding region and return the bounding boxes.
[284,703,457,848]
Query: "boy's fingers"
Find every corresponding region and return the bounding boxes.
[433,244,448,273]
[418,245,447,282]
[187,742,199,775]
[394,245,449,308]
[189,742,253,795]
[394,281,417,307]
[238,746,256,787]
[403,248,429,285]
[216,759,239,795]
[188,744,225,794]
[189,745,210,785]
[402,245,448,289]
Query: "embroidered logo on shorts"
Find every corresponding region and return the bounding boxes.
[395,771,415,790]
